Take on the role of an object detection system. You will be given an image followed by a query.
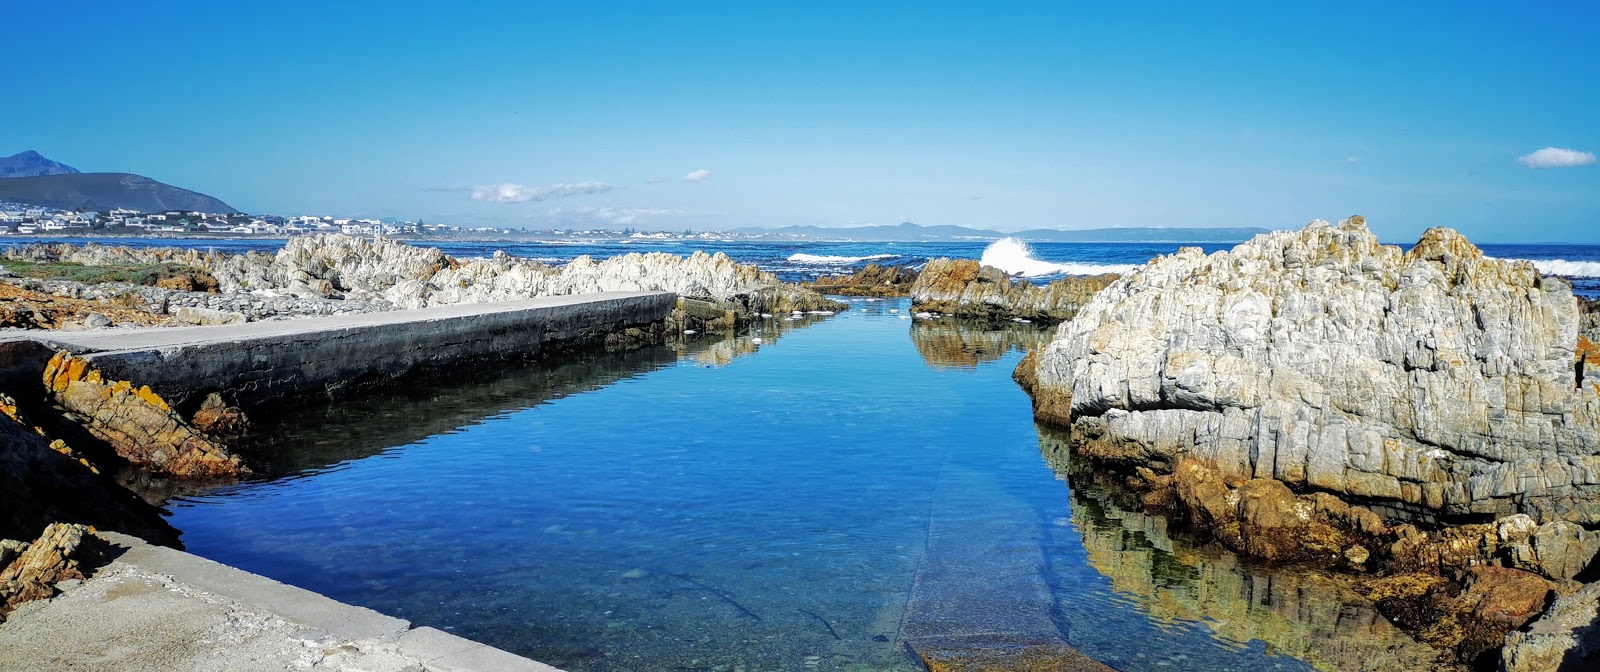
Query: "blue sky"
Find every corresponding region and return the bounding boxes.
[6,1,1597,241]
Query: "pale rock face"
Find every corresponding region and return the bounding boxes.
[1501,581,1600,672]
[206,234,834,313]
[1029,218,1600,523]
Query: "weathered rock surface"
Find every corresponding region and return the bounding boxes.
[1026,218,1600,523]
[42,352,245,478]
[0,523,98,621]
[1502,580,1600,671]
[803,263,919,297]
[5,236,846,325]
[910,258,1115,323]
[190,393,249,439]
[1579,296,1600,341]
[207,234,844,318]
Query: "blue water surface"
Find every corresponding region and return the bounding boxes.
[163,302,1433,672]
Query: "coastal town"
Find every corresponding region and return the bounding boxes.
[0,200,432,237]
[0,200,758,241]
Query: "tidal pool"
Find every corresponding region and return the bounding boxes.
[166,299,1413,671]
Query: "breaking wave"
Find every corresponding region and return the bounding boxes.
[979,238,1138,277]
[1515,259,1600,278]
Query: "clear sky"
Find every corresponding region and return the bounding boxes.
[6,1,1597,242]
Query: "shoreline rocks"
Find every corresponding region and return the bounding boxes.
[802,263,920,297]
[910,258,1116,323]
[1022,218,1600,524]
[3,235,846,327]
[42,352,247,479]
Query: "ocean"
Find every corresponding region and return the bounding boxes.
[8,235,1600,295]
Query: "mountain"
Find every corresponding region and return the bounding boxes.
[0,173,239,214]
[730,221,1271,242]
[0,150,81,178]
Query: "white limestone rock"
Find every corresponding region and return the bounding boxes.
[1026,218,1600,523]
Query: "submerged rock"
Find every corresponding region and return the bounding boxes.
[42,352,246,478]
[803,263,919,297]
[1024,217,1600,523]
[910,258,1115,323]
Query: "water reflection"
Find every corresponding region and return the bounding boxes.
[237,314,836,479]
[909,318,1052,369]
[1038,428,1447,672]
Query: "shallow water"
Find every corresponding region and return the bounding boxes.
[167,300,1422,671]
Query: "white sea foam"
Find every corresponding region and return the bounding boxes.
[786,253,898,264]
[978,238,1139,277]
[1514,259,1600,278]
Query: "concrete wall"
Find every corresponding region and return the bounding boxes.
[27,291,676,413]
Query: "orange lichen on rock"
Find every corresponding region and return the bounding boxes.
[41,351,247,478]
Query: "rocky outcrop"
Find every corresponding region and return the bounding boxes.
[1579,296,1600,341]
[6,236,847,324]
[910,258,1115,323]
[803,263,919,297]
[1024,218,1600,524]
[42,352,245,478]
[1502,581,1600,671]
[206,234,844,318]
[0,523,100,622]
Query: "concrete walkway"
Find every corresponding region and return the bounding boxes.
[0,532,565,672]
[10,290,677,410]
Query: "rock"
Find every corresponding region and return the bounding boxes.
[803,264,919,297]
[910,258,1115,323]
[190,393,249,439]
[0,523,98,620]
[81,313,110,329]
[1024,218,1600,524]
[1461,566,1552,627]
[42,352,247,478]
[1502,580,1600,672]
[167,305,247,326]
[1529,521,1600,582]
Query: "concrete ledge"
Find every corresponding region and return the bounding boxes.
[99,531,407,642]
[399,627,565,672]
[96,531,566,671]
[15,291,677,411]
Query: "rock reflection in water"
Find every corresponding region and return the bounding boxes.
[1039,430,1449,672]
[910,318,1052,369]
[234,315,834,479]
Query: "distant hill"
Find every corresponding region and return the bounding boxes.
[731,221,1271,242]
[0,173,239,214]
[0,150,81,178]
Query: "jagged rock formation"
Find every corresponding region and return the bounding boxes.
[8,235,845,321]
[1581,296,1600,341]
[910,258,1115,323]
[1502,581,1600,671]
[803,263,919,297]
[0,523,99,622]
[1023,218,1600,524]
[43,353,245,478]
